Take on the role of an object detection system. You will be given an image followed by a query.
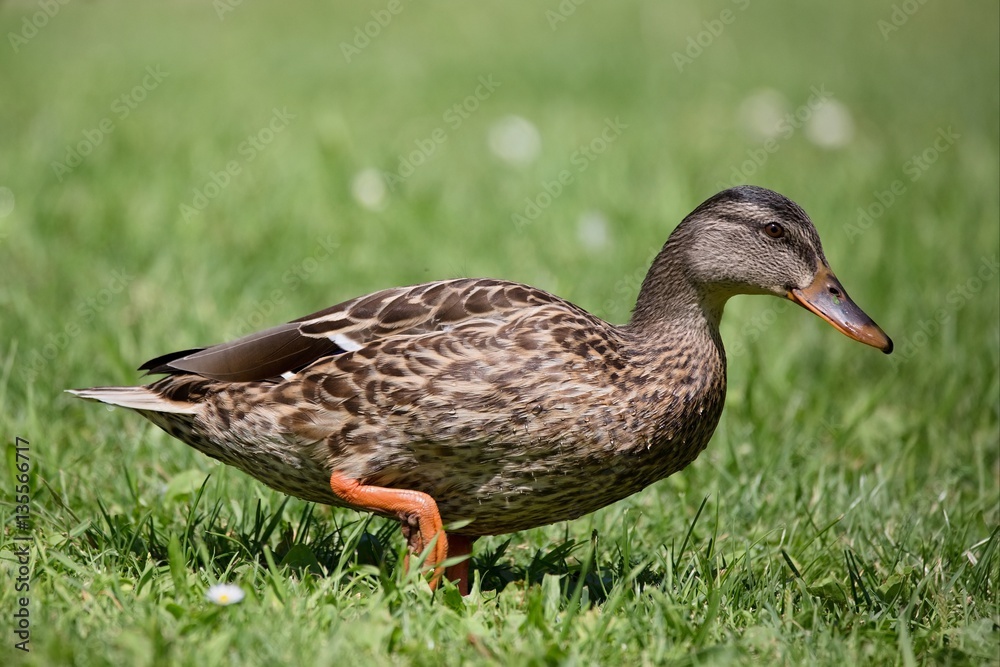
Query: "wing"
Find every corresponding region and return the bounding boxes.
[139,278,574,382]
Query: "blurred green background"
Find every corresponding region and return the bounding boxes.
[1,1,997,665]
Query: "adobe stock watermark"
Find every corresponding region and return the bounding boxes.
[0,186,14,245]
[340,0,405,63]
[382,75,501,191]
[179,107,295,222]
[511,116,627,229]
[844,126,959,243]
[21,269,134,383]
[672,0,752,73]
[50,66,169,182]
[213,0,246,20]
[889,255,998,371]
[714,85,833,190]
[601,247,660,320]
[545,0,588,31]
[11,436,32,653]
[224,234,340,339]
[878,0,932,40]
[8,0,71,53]
[727,299,795,357]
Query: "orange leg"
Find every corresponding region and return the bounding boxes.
[445,534,477,595]
[329,472,448,589]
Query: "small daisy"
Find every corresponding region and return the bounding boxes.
[805,99,855,149]
[488,115,541,166]
[738,89,788,140]
[0,186,14,218]
[205,583,245,606]
[576,210,611,252]
[351,168,388,211]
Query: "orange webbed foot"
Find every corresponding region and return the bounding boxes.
[329,472,448,589]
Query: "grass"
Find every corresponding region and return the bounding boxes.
[1,1,998,665]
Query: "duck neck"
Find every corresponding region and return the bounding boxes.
[625,239,728,353]
[616,240,729,476]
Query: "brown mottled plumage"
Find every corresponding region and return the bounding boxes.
[70,186,892,592]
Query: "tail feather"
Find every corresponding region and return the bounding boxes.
[67,386,198,415]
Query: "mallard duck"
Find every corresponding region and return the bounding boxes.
[70,186,892,593]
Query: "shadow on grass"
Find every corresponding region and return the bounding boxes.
[75,477,709,604]
[75,479,998,619]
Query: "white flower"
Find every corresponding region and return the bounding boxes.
[351,168,388,211]
[206,583,245,606]
[805,99,855,149]
[0,186,14,218]
[488,115,541,166]
[576,210,611,251]
[738,89,789,141]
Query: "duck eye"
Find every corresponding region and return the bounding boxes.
[763,222,784,238]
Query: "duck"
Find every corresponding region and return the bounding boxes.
[69,185,892,594]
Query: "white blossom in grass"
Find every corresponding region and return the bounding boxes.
[351,168,388,211]
[738,89,789,140]
[0,187,14,218]
[805,99,855,149]
[488,115,541,166]
[576,210,611,252]
[206,583,245,606]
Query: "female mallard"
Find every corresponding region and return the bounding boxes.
[70,186,892,593]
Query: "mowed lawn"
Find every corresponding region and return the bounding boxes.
[1,2,998,665]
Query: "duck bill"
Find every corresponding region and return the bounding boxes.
[788,266,893,354]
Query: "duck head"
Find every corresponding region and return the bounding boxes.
[636,185,892,353]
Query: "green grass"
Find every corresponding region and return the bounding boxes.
[1,1,998,665]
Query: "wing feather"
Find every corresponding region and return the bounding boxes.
[141,279,573,382]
